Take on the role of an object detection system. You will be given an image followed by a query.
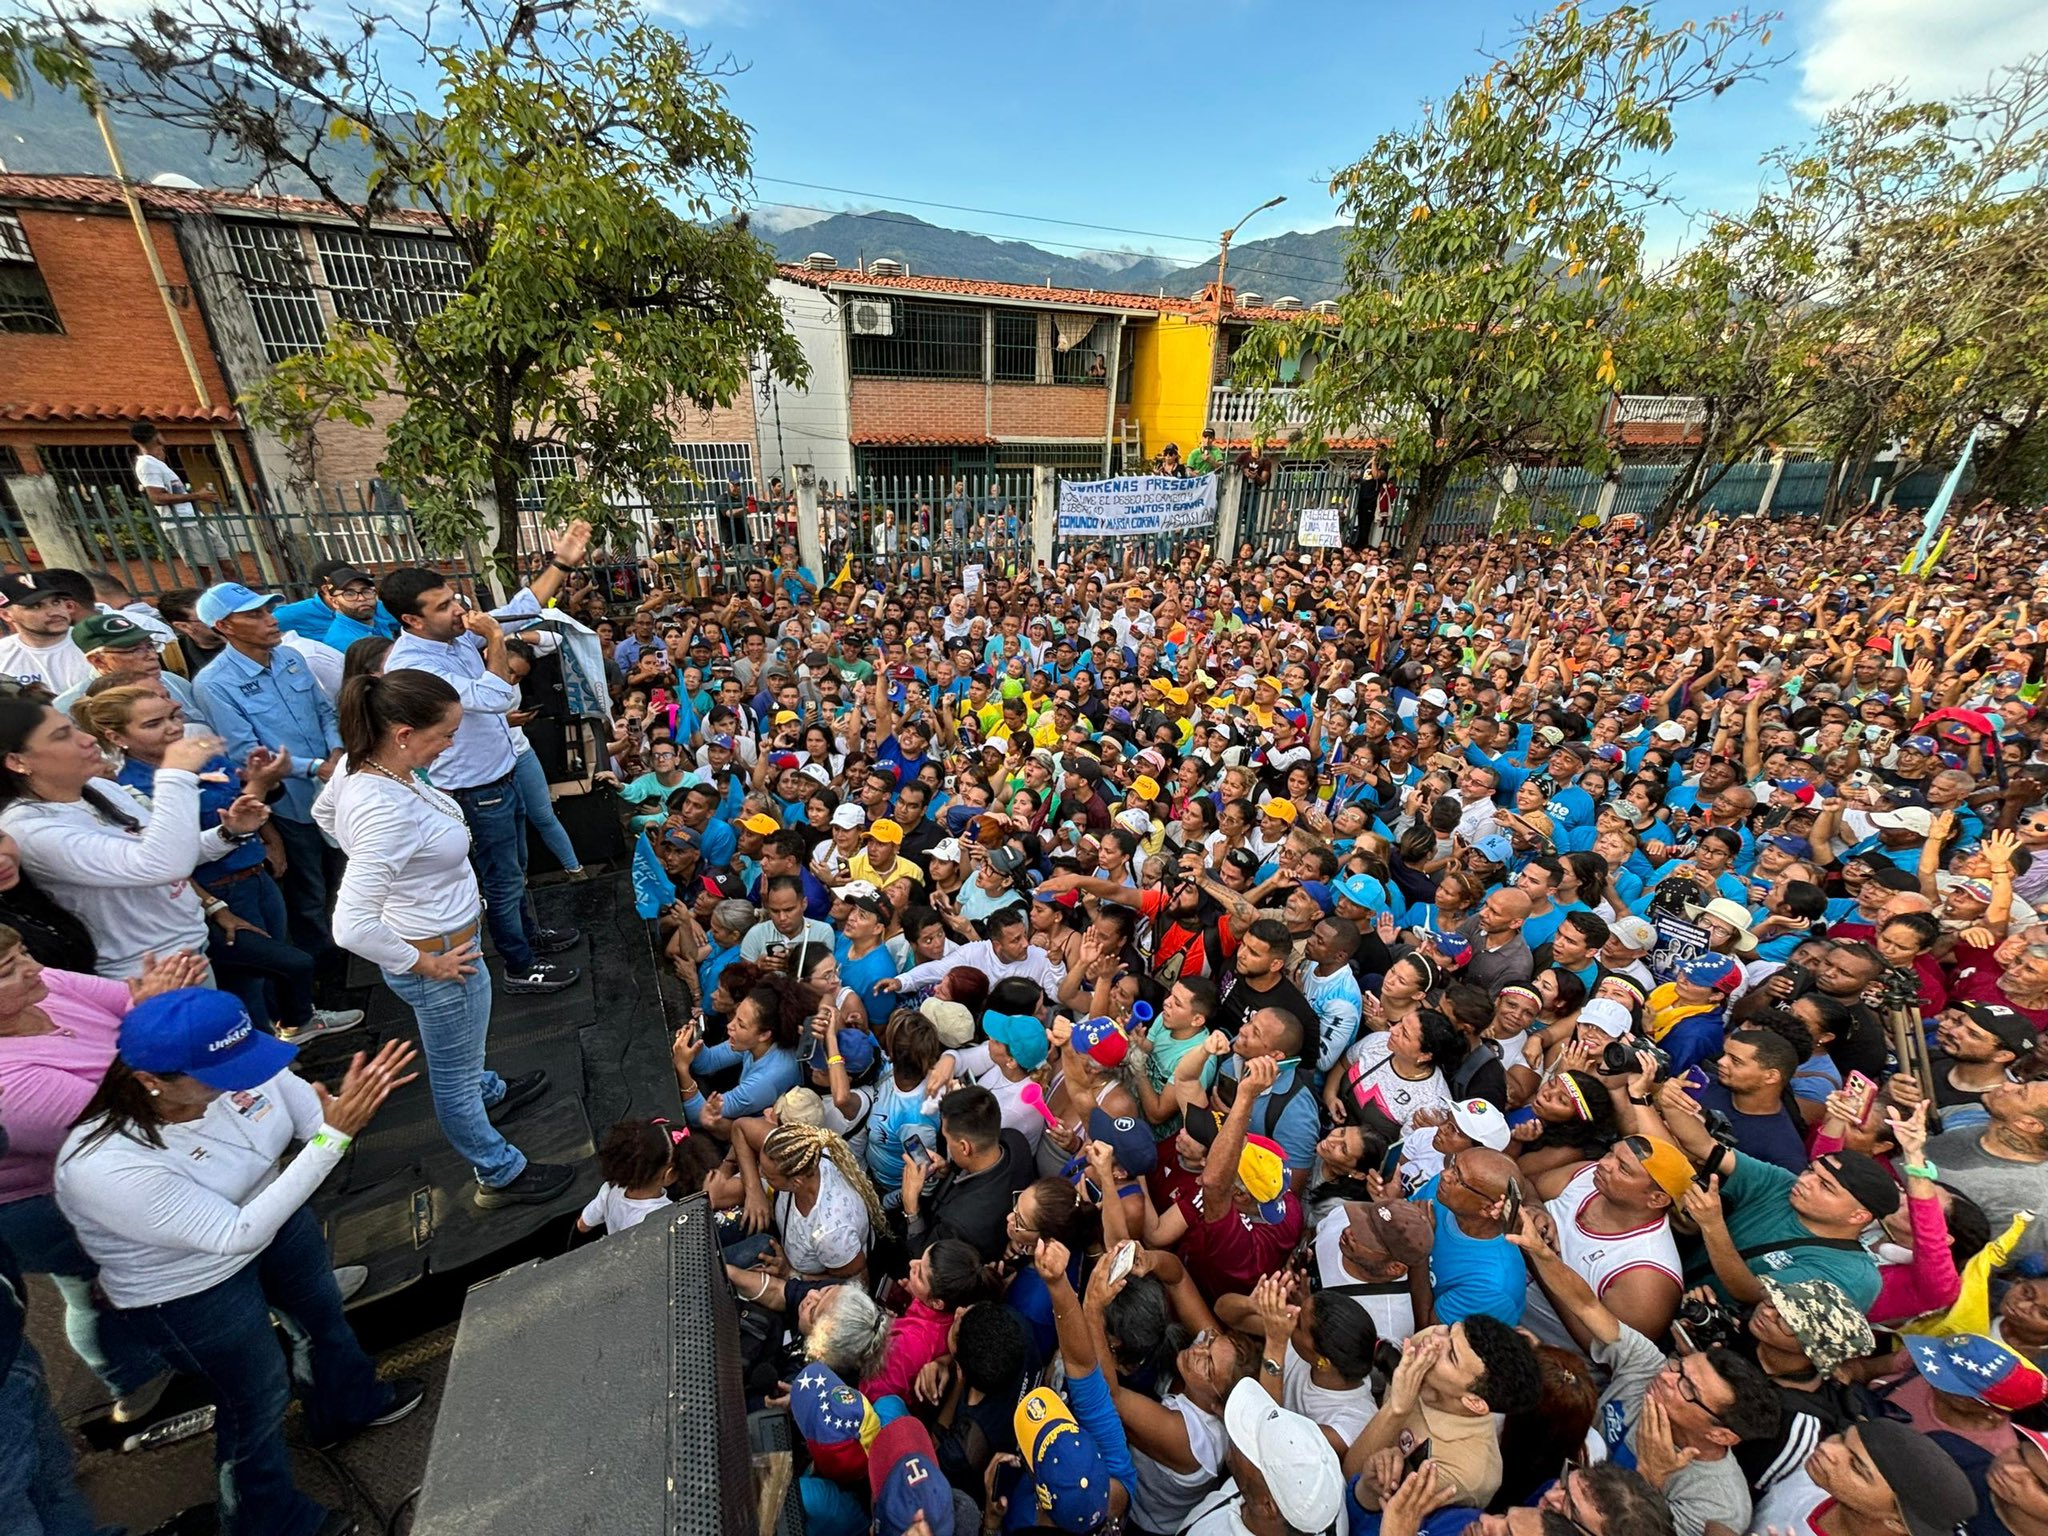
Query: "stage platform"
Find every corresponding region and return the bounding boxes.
[29,866,692,1534]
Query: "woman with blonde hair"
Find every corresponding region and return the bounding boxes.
[755,1119,884,1283]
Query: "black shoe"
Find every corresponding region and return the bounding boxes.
[501,960,579,994]
[306,1377,425,1451]
[531,925,582,954]
[486,1070,550,1124]
[474,1161,577,1209]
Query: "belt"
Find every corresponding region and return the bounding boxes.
[407,920,480,957]
[207,863,266,888]
[443,768,515,795]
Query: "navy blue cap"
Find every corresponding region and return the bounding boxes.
[1087,1105,1157,1176]
[120,988,297,1091]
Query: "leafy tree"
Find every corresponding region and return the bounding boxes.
[1233,3,1773,555]
[47,0,805,572]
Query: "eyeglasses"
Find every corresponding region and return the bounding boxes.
[1670,1360,1725,1424]
[1551,1467,1601,1536]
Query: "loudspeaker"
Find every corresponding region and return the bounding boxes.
[529,782,626,873]
[412,1196,755,1535]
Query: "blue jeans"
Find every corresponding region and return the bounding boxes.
[381,959,526,1188]
[0,1342,114,1536]
[0,1194,160,1398]
[450,773,537,971]
[269,815,336,961]
[210,872,315,1033]
[121,1205,392,1536]
[512,748,581,873]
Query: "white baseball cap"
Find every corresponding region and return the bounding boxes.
[1223,1379,1344,1532]
[930,838,963,864]
[830,803,867,829]
[1450,1097,1512,1151]
[1579,998,1636,1039]
[1609,915,1656,951]
[800,762,833,786]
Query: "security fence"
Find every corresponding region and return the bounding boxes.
[817,471,1037,588]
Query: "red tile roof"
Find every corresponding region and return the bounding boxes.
[0,172,440,228]
[780,263,1188,313]
[0,402,242,426]
[850,431,998,447]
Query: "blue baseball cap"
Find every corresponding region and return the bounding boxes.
[1087,1106,1158,1177]
[1012,1387,1110,1533]
[195,583,280,628]
[1333,871,1387,913]
[1902,735,1938,754]
[867,1415,955,1535]
[1069,1015,1128,1068]
[807,1025,876,1078]
[1432,932,1473,967]
[984,1010,1049,1072]
[1759,832,1814,858]
[1297,879,1335,916]
[119,988,296,1091]
[1475,832,1515,864]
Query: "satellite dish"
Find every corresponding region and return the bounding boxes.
[147,172,204,189]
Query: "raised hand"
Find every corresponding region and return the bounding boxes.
[313,1039,421,1136]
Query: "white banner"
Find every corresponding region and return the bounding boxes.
[1298,507,1343,548]
[1056,473,1217,538]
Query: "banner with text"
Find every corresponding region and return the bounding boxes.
[1057,473,1217,538]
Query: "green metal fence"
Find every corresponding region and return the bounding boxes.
[820,472,1037,589]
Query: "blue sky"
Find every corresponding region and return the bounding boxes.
[679,0,2047,265]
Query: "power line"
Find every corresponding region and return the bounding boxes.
[754,175,1231,252]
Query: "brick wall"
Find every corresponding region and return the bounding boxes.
[850,376,1107,443]
[0,207,238,415]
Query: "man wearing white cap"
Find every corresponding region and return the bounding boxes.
[1603,915,1658,989]
[1181,1378,1346,1535]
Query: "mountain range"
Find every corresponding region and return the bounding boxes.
[0,70,1354,302]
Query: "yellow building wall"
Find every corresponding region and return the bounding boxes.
[1125,313,1216,466]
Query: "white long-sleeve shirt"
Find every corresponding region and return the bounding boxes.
[382,587,541,790]
[54,1068,344,1307]
[314,763,480,975]
[893,939,1063,998]
[0,772,238,978]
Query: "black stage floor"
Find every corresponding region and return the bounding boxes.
[32,866,691,1533]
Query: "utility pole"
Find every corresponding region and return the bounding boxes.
[1212,194,1286,324]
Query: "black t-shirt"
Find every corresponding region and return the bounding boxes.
[1215,971,1316,1047]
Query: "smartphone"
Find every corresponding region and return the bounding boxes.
[1680,1065,1712,1095]
[902,1130,928,1160]
[1841,1071,1879,1127]
[1107,1239,1137,1286]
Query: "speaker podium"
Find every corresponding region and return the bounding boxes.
[412,1196,758,1535]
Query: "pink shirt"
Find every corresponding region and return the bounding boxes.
[0,969,130,1203]
[860,1297,956,1405]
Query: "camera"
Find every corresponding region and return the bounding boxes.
[1672,1295,1744,1354]
[1600,1040,1641,1076]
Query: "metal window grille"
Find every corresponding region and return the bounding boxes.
[0,214,61,334]
[312,228,472,332]
[995,442,1102,470]
[222,223,328,362]
[992,311,1037,382]
[1051,317,1110,386]
[848,298,983,379]
[35,442,196,499]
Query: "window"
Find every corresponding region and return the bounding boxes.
[848,298,983,379]
[38,441,203,501]
[1052,317,1111,386]
[993,311,1038,382]
[313,229,472,333]
[0,214,61,334]
[996,442,1103,471]
[222,223,328,362]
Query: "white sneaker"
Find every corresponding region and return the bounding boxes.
[112,1372,171,1424]
[278,1009,365,1044]
[333,1265,370,1303]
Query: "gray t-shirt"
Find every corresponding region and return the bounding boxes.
[1593,1324,1752,1536]
[1926,1128,2046,1256]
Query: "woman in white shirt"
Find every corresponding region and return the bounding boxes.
[314,670,575,1211]
[0,698,267,979]
[54,986,417,1536]
[757,1120,883,1281]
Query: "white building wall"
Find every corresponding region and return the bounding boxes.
[753,278,852,487]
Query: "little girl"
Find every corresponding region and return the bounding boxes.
[577,1118,717,1236]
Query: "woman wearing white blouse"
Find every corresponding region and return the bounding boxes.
[314,670,574,1209]
[55,988,418,1536]
[0,699,268,979]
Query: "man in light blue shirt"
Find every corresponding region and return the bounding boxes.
[272,560,396,652]
[191,584,345,957]
[379,523,593,994]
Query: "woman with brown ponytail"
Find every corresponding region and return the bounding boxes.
[312,670,575,1211]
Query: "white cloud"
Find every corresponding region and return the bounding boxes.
[1797,0,2048,113]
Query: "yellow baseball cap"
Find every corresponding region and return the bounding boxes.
[1131,775,1160,801]
[869,819,904,845]
[738,813,780,835]
[1262,798,1297,823]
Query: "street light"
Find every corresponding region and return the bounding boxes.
[1213,194,1286,322]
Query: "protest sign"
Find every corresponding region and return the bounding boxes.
[1298,508,1343,547]
[1056,473,1217,538]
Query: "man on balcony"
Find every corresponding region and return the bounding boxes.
[1187,426,1227,477]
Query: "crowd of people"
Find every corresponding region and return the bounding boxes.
[6,491,2048,1536]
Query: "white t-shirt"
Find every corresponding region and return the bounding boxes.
[0,632,91,694]
[1746,1466,1823,1534]
[580,1183,672,1234]
[1127,1392,1226,1534]
[1338,1033,1452,1137]
[1300,963,1365,1072]
[951,1043,1045,1151]
[1282,1339,1377,1448]
[1312,1204,1416,1348]
[1523,1163,1681,1351]
[777,1157,868,1275]
[136,451,197,520]
[316,765,483,975]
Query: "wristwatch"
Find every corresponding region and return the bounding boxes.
[1261,1356,1283,1378]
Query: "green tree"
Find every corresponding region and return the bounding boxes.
[53,0,804,572]
[1233,3,1773,555]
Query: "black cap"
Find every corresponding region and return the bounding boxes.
[1817,1149,1901,1219]
[0,573,68,608]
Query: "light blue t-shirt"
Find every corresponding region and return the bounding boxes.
[1410,1173,1527,1326]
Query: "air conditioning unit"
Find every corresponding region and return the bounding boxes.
[868,258,906,277]
[1271,296,1303,311]
[803,252,838,271]
[1310,299,1340,316]
[1236,291,1265,309]
[848,296,895,336]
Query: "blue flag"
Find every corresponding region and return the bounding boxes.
[631,830,676,919]
[1905,424,1979,573]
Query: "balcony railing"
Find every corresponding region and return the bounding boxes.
[1209,385,1314,432]
[1614,395,1709,426]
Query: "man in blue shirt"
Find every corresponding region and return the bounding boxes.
[379,522,591,994]
[271,560,395,651]
[1401,1149,1529,1325]
[1218,1005,1321,1184]
[192,583,346,959]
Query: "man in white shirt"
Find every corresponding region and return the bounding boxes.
[131,421,234,585]
[380,520,593,994]
[877,905,1063,1000]
[0,572,91,693]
